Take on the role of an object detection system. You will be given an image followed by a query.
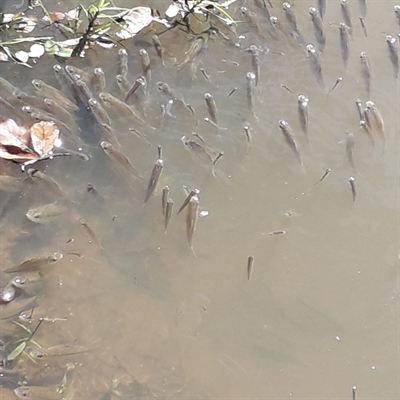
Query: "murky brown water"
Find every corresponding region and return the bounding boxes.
[1,0,399,398]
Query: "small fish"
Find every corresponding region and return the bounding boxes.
[100,141,143,180]
[360,52,371,97]
[181,136,215,173]
[117,48,128,77]
[246,71,257,117]
[3,253,63,273]
[31,79,77,111]
[355,98,364,121]
[358,0,367,19]
[124,77,146,103]
[359,16,367,37]
[345,130,356,170]
[328,77,343,93]
[31,344,89,359]
[278,120,303,167]
[52,64,75,99]
[165,199,173,232]
[88,98,112,126]
[139,49,151,91]
[395,5,400,27]
[253,0,271,22]
[200,68,212,84]
[243,123,252,143]
[297,94,309,141]
[227,87,238,97]
[365,101,386,143]
[14,385,64,400]
[269,230,286,236]
[340,0,353,35]
[178,188,200,214]
[318,0,327,19]
[80,218,103,249]
[162,185,170,215]
[27,168,64,197]
[65,65,92,85]
[73,79,93,106]
[339,23,350,68]
[116,74,131,94]
[317,168,332,184]
[145,159,164,203]
[204,92,218,125]
[178,36,207,67]
[246,45,260,86]
[349,176,356,202]
[186,195,199,252]
[91,67,106,94]
[0,296,37,320]
[247,255,254,281]
[99,92,147,128]
[282,2,304,43]
[359,119,374,146]
[386,35,399,78]
[0,280,16,303]
[152,35,164,64]
[12,89,47,110]
[43,98,78,131]
[26,202,67,224]
[309,7,326,52]
[306,44,324,88]
[240,7,263,38]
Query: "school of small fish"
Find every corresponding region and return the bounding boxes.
[0,0,398,397]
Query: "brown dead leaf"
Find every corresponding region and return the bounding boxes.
[0,119,31,151]
[30,121,59,157]
[0,145,38,162]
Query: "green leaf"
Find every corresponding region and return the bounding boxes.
[57,47,74,57]
[44,40,58,54]
[7,341,26,361]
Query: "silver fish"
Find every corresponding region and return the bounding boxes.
[365,101,386,143]
[297,94,309,141]
[30,344,89,359]
[340,0,353,35]
[26,202,67,224]
[309,7,326,52]
[65,65,92,85]
[99,123,121,147]
[246,45,260,86]
[349,176,356,202]
[117,48,128,77]
[359,119,374,146]
[339,23,350,68]
[328,77,343,93]
[178,188,200,215]
[165,199,173,232]
[139,49,151,90]
[247,255,254,281]
[360,52,371,97]
[124,77,146,103]
[100,140,143,180]
[116,74,131,94]
[31,79,77,111]
[0,296,37,320]
[43,98,78,131]
[278,120,303,167]
[282,2,304,43]
[27,168,64,197]
[318,0,327,19]
[73,79,93,106]
[0,280,16,302]
[91,67,106,94]
[186,195,199,252]
[152,35,164,64]
[246,72,257,116]
[318,168,332,184]
[395,5,400,27]
[52,64,75,99]
[88,98,112,126]
[204,92,218,125]
[181,136,214,168]
[345,130,356,170]
[386,35,399,78]
[99,92,147,128]
[162,185,170,215]
[80,218,103,249]
[358,0,367,19]
[306,44,324,88]
[355,98,364,121]
[359,16,367,37]
[145,159,164,203]
[12,89,47,111]
[3,252,63,273]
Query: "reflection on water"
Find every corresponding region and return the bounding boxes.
[0,0,399,398]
